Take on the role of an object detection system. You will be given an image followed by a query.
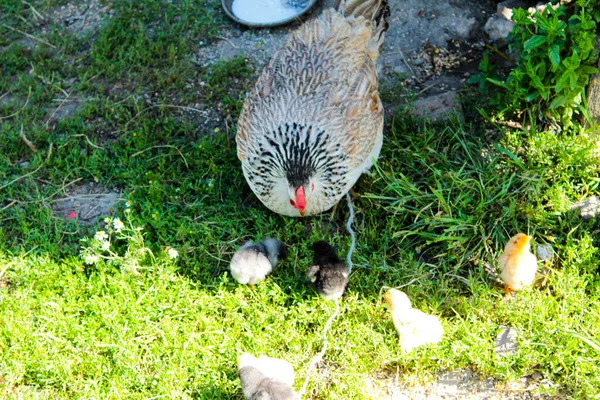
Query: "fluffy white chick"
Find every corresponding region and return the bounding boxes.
[498,233,538,294]
[383,288,444,352]
[230,239,288,285]
[237,353,298,400]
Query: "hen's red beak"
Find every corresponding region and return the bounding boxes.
[295,186,306,217]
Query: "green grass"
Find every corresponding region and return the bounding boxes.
[1,0,600,398]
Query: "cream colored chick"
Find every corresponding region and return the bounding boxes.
[237,353,298,400]
[230,239,288,285]
[383,289,444,352]
[498,233,538,294]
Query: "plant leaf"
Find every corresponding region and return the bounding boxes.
[549,95,567,109]
[579,66,599,75]
[548,44,561,68]
[524,35,547,51]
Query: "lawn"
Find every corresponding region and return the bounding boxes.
[1,0,599,399]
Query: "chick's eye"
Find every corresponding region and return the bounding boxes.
[311,183,315,191]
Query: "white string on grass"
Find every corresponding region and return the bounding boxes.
[298,298,340,398]
[345,192,356,275]
[298,193,356,398]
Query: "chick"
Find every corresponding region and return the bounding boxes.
[237,353,298,400]
[308,241,349,301]
[383,289,444,352]
[230,239,288,285]
[498,233,538,294]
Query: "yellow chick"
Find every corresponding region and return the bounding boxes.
[383,289,444,352]
[498,233,538,294]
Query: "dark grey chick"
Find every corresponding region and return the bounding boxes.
[230,239,288,285]
[237,353,298,400]
[308,241,349,300]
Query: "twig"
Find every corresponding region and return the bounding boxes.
[1,24,56,48]
[216,35,239,49]
[45,92,72,128]
[0,143,53,191]
[1,200,17,211]
[67,134,104,150]
[131,145,189,168]
[0,87,32,121]
[20,125,38,153]
[22,0,45,21]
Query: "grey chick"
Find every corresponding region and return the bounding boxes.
[230,239,288,285]
[308,241,349,300]
[237,353,298,400]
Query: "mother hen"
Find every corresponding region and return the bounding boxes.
[236,0,390,217]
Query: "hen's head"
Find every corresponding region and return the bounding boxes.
[242,123,349,217]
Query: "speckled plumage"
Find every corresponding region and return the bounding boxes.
[237,0,389,217]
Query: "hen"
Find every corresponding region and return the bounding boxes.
[498,233,538,294]
[236,0,390,216]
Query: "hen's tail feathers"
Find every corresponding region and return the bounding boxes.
[334,0,390,44]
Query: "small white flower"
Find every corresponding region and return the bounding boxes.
[84,254,99,264]
[101,241,110,251]
[95,231,108,242]
[125,201,131,208]
[167,248,179,259]
[113,217,124,232]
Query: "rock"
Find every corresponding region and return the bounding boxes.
[536,244,554,262]
[494,326,518,357]
[570,196,599,220]
[51,183,122,226]
[484,16,515,41]
[412,91,463,122]
[587,35,600,124]
[18,161,30,169]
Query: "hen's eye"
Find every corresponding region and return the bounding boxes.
[311,183,315,191]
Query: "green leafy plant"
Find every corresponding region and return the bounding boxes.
[482,0,598,126]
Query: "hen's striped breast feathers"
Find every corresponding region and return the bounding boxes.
[236,9,383,168]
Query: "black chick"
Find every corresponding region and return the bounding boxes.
[308,241,349,300]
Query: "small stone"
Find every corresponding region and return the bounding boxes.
[19,161,30,169]
[536,244,554,262]
[494,326,518,357]
[570,196,599,220]
[484,16,515,41]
